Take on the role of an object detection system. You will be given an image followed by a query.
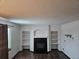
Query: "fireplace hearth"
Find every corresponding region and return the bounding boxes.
[34,38,47,53]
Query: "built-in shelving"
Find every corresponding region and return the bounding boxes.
[22,31,30,49]
[51,31,58,49]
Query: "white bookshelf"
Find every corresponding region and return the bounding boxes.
[22,31,30,49]
[51,31,58,49]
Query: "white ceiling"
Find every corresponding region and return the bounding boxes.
[9,15,79,25]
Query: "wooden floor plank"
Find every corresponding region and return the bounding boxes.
[13,50,70,59]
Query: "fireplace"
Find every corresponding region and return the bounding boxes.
[34,38,47,53]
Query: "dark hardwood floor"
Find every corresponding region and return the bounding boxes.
[13,50,70,59]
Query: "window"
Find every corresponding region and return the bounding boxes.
[8,28,12,49]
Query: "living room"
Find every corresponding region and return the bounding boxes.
[0,0,79,59]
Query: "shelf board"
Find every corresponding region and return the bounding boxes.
[51,43,58,44]
[22,44,30,46]
[51,39,58,40]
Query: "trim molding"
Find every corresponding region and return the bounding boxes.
[12,51,21,59]
[60,51,70,59]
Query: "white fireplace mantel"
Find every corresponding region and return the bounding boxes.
[30,25,51,52]
[34,29,48,38]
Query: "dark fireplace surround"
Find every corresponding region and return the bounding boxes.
[34,38,47,53]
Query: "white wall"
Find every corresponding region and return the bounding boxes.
[61,20,79,59]
[0,18,21,59]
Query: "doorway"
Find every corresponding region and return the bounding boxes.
[0,24,8,59]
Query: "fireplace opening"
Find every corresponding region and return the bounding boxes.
[34,38,47,53]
